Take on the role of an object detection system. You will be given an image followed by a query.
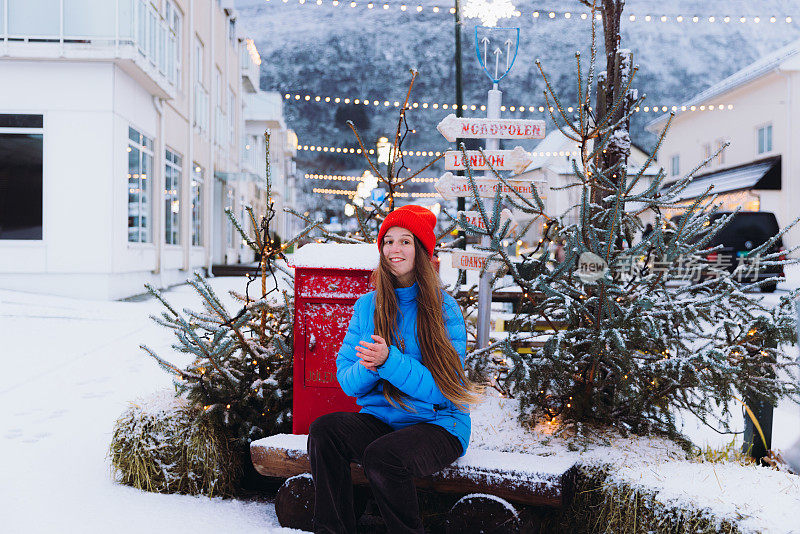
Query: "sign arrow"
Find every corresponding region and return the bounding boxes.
[481,36,490,69]
[458,208,520,236]
[451,249,504,273]
[444,146,533,174]
[437,114,546,143]
[505,39,513,71]
[435,172,544,201]
[493,47,502,80]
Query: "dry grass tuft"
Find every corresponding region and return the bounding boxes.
[550,466,742,534]
[693,439,753,466]
[109,391,241,497]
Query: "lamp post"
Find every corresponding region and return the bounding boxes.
[454,0,466,286]
[357,170,378,202]
[376,136,393,210]
[377,136,391,167]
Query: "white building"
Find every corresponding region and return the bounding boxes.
[0,0,296,299]
[646,39,800,251]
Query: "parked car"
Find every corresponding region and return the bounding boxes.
[671,211,785,292]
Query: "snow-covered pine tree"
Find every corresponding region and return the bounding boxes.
[141,132,294,446]
[449,1,800,443]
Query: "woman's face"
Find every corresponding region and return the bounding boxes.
[382,226,416,286]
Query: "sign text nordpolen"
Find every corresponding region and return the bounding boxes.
[436,114,546,143]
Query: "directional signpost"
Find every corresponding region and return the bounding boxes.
[444,146,533,174]
[437,114,545,142]
[458,209,519,236]
[451,249,504,273]
[433,25,546,350]
[435,172,541,201]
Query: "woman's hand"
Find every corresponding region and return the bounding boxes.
[355,335,389,371]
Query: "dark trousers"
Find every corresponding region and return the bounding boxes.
[308,412,463,534]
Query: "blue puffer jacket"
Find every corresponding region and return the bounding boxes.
[336,283,470,455]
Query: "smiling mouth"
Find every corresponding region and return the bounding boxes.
[390,258,404,263]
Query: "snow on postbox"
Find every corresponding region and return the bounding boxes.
[289,243,379,434]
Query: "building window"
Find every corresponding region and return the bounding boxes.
[193,35,209,133]
[757,124,773,154]
[194,35,204,85]
[715,139,727,166]
[164,148,182,245]
[228,17,236,45]
[214,67,224,146]
[670,154,679,177]
[239,195,246,247]
[191,163,203,246]
[166,1,183,89]
[0,114,44,240]
[225,186,235,248]
[702,143,711,167]
[228,86,236,147]
[128,126,153,243]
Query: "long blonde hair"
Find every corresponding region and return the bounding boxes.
[372,236,482,412]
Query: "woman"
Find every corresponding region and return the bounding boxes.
[308,204,482,534]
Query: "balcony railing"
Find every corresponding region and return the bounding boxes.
[240,38,261,93]
[241,135,259,172]
[1,0,178,88]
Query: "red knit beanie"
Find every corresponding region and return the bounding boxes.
[377,205,437,259]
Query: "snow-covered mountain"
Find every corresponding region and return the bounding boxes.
[236,0,800,181]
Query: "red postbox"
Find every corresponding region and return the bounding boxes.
[289,243,379,434]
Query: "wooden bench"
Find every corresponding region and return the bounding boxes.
[456,289,542,314]
[490,311,566,356]
[251,434,578,531]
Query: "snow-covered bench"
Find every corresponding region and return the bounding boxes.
[251,433,578,531]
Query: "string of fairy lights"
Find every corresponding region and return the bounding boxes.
[284,91,736,116]
[313,187,439,198]
[306,173,438,182]
[263,0,797,25]
[299,148,581,158]
[295,145,441,156]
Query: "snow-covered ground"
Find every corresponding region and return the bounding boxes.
[0,279,300,534]
[0,258,798,533]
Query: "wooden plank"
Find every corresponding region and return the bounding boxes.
[435,172,542,201]
[250,441,368,485]
[251,435,576,508]
[437,114,546,142]
[451,250,505,273]
[455,289,544,304]
[457,209,519,236]
[444,147,533,173]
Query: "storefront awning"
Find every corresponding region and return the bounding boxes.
[668,156,780,201]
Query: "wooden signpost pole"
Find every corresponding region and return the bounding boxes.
[475,86,503,349]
